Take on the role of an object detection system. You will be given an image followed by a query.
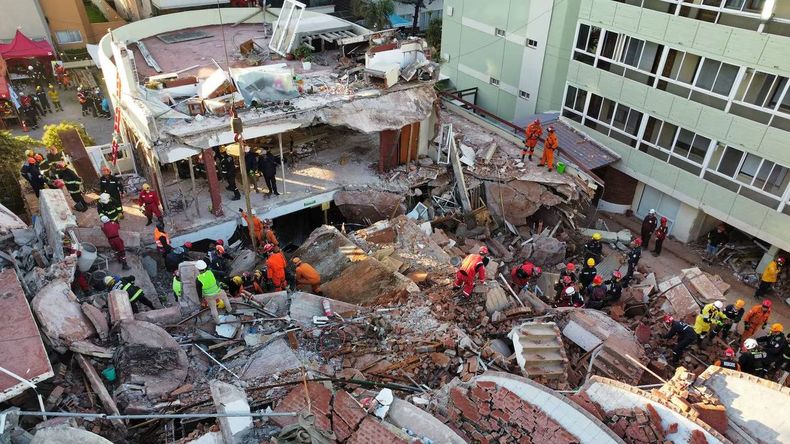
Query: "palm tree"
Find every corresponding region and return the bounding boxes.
[351,0,395,30]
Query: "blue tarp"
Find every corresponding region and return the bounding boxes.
[389,14,411,28]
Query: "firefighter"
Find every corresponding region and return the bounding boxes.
[653,217,668,256]
[522,118,542,162]
[52,162,87,211]
[153,222,171,254]
[694,301,728,342]
[555,263,577,299]
[262,219,278,246]
[20,157,46,197]
[757,323,787,371]
[717,299,745,340]
[742,300,772,342]
[172,270,182,301]
[452,246,489,297]
[195,260,232,322]
[293,257,322,294]
[555,276,576,306]
[510,261,541,291]
[47,84,63,111]
[605,270,625,304]
[97,193,120,222]
[44,146,64,179]
[99,166,124,219]
[585,275,607,310]
[35,85,51,113]
[624,238,643,285]
[100,215,129,270]
[641,209,658,251]
[584,233,603,264]
[739,338,768,377]
[263,244,287,291]
[713,348,740,371]
[754,257,784,299]
[218,146,241,201]
[105,275,154,313]
[663,315,697,365]
[537,125,558,171]
[137,183,163,226]
[578,258,597,291]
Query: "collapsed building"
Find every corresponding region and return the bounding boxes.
[3,4,790,444]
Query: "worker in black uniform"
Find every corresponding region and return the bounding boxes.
[717,299,745,340]
[165,246,190,273]
[218,146,241,201]
[663,315,697,365]
[578,258,597,293]
[99,166,124,219]
[757,323,787,372]
[104,275,155,313]
[555,263,577,299]
[739,338,768,377]
[624,238,643,285]
[20,157,47,197]
[584,233,603,264]
[605,270,625,304]
[52,162,87,211]
[97,193,121,222]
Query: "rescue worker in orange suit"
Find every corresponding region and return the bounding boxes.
[263,244,287,291]
[293,257,322,294]
[523,119,542,162]
[453,246,490,297]
[137,183,163,226]
[153,222,171,254]
[754,256,784,299]
[538,125,559,172]
[653,216,668,256]
[713,347,740,371]
[239,208,264,245]
[511,261,542,291]
[100,215,130,270]
[742,299,772,342]
[263,219,278,246]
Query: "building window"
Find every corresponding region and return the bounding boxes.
[527,39,538,48]
[495,28,506,37]
[519,90,530,99]
[55,30,82,44]
[489,77,500,86]
[574,27,661,86]
[705,143,790,207]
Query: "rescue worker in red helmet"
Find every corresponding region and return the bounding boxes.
[555,263,577,299]
[653,216,668,256]
[585,275,607,310]
[453,246,490,297]
[713,347,740,371]
[604,270,624,304]
[510,261,541,290]
[522,119,542,162]
[663,314,697,365]
[742,299,772,342]
[624,237,642,285]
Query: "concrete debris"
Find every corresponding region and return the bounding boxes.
[529,235,567,266]
[228,249,257,277]
[334,190,405,224]
[30,425,113,444]
[241,338,302,380]
[38,190,77,260]
[210,381,252,444]
[81,303,110,341]
[31,280,96,353]
[510,322,568,381]
[107,289,135,324]
[320,256,419,305]
[290,225,367,282]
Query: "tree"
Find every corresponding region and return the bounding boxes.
[41,121,94,151]
[426,17,442,52]
[0,131,39,216]
[352,0,395,30]
[398,0,425,32]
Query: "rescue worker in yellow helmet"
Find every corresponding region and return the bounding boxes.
[693,301,728,343]
[756,323,786,372]
[584,233,603,264]
[579,257,597,292]
[717,299,745,340]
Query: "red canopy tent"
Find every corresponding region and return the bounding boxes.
[0,30,55,60]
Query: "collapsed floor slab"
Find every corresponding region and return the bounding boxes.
[31,279,96,353]
[290,225,367,281]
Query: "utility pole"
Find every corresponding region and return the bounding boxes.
[231,111,258,251]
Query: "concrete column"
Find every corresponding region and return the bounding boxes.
[379,129,399,172]
[756,245,780,274]
[108,289,134,324]
[178,261,200,309]
[210,381,252,444]
[39,189,77,261]
[202,148,224,217]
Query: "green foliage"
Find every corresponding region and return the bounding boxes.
[292,44,313,61]
[426,18,442,52]
[0,131,39,215]
[83,0,108,23]
[41,121,94,151]
[351,0,395,30]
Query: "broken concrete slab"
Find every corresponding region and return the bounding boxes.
[682,268,726,304]
[509,322,568,381]
[134,305,182,326]
[31,280,96,353]
[291,225,367,282]
[108,289,135,324]
[320,257,419,305]
[229,249,257,278]
[30,424,113,444]
[387,398,466,444]
[659,281,699,322]
[210,381,252,444]
[81,303,110,341]
[556,309,635,351]
[529,236,566,266]
[249,290,289,317]
[579,228,632,244]
[485,181,542,222]
[288,292,362,327]
[116,320,189,400]
[242,338,302,380]
[334,190,405,224]
[0,269,53,402]
[38,189,77,260]
[70,227,141,250]
[69,341,114,359]
[178,261,200,309]
[484,283,511,314]
[389,215,451,264]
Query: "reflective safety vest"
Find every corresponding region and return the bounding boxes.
[154,227,170,248]
[172,277,182,297]
[121,282,144,302]
[198,270,221,296]
[719,359,738,370]
[459,254,483,275]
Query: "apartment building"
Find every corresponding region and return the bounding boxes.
[439,0,581,121]
[561,0,790,264]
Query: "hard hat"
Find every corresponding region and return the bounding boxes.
[57,161,67,169]
[216,239,224,246]
[713,301,723,309]
[34,154,43,161]
[104,276,116,287]
[195,260,207,270]
[27,157,36,164]
[778,257,786,265]
[613,270,622,279]
[649,209,656,214]
[101,166,111,174]
[633,237,643,246]
[735,299,745,309]
[98,193,111,204]
[142,183,151,191]
[183,242,193,249]
[48,84,54,89]
[99,215,110,224]
[547,125,555,132]
[586,258,595,267]
[565,286,575,295]
[219,146,227,153]
[743,338,758,350]
[762,299,772,309]
[36,85,41,91]
[592,233,602,241]
[725,347,735,358]
[479,246,489,255]
[534,266,542,275]
[262,243,275,253]
[660,216,667,224]
[53,179,65,188]
[251,208,257,215]
[566,263,575,271]
[593,275,603,285]
[216,245,225,254]
[24,149,34,157]
[663,314,673,324]
[292,257,302,265]
[174,247,185,255]
[562,275,572,284]
[771,323,784,333]
[532,118,540,125]
[231,276,242,285]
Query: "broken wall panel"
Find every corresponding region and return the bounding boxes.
[0,269,53,402]
[31,280,96,353]
[290,225,367,282]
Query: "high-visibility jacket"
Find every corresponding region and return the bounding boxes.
[118,278,143,302]
[693,303,727,334]
[172,276,182,297]
[264,228,278,246]
[761,261,780,283]
[98,201,121,221]
[743,305,771,329]
[295,262,321,286]
[266,252,287,287]
[524,122,542,148]
[54,168,83,194]
[197,270,221,297]
[154,227,170,249]
[543,132,558,151]
[459,254,485,279]
[48,89,59,102]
